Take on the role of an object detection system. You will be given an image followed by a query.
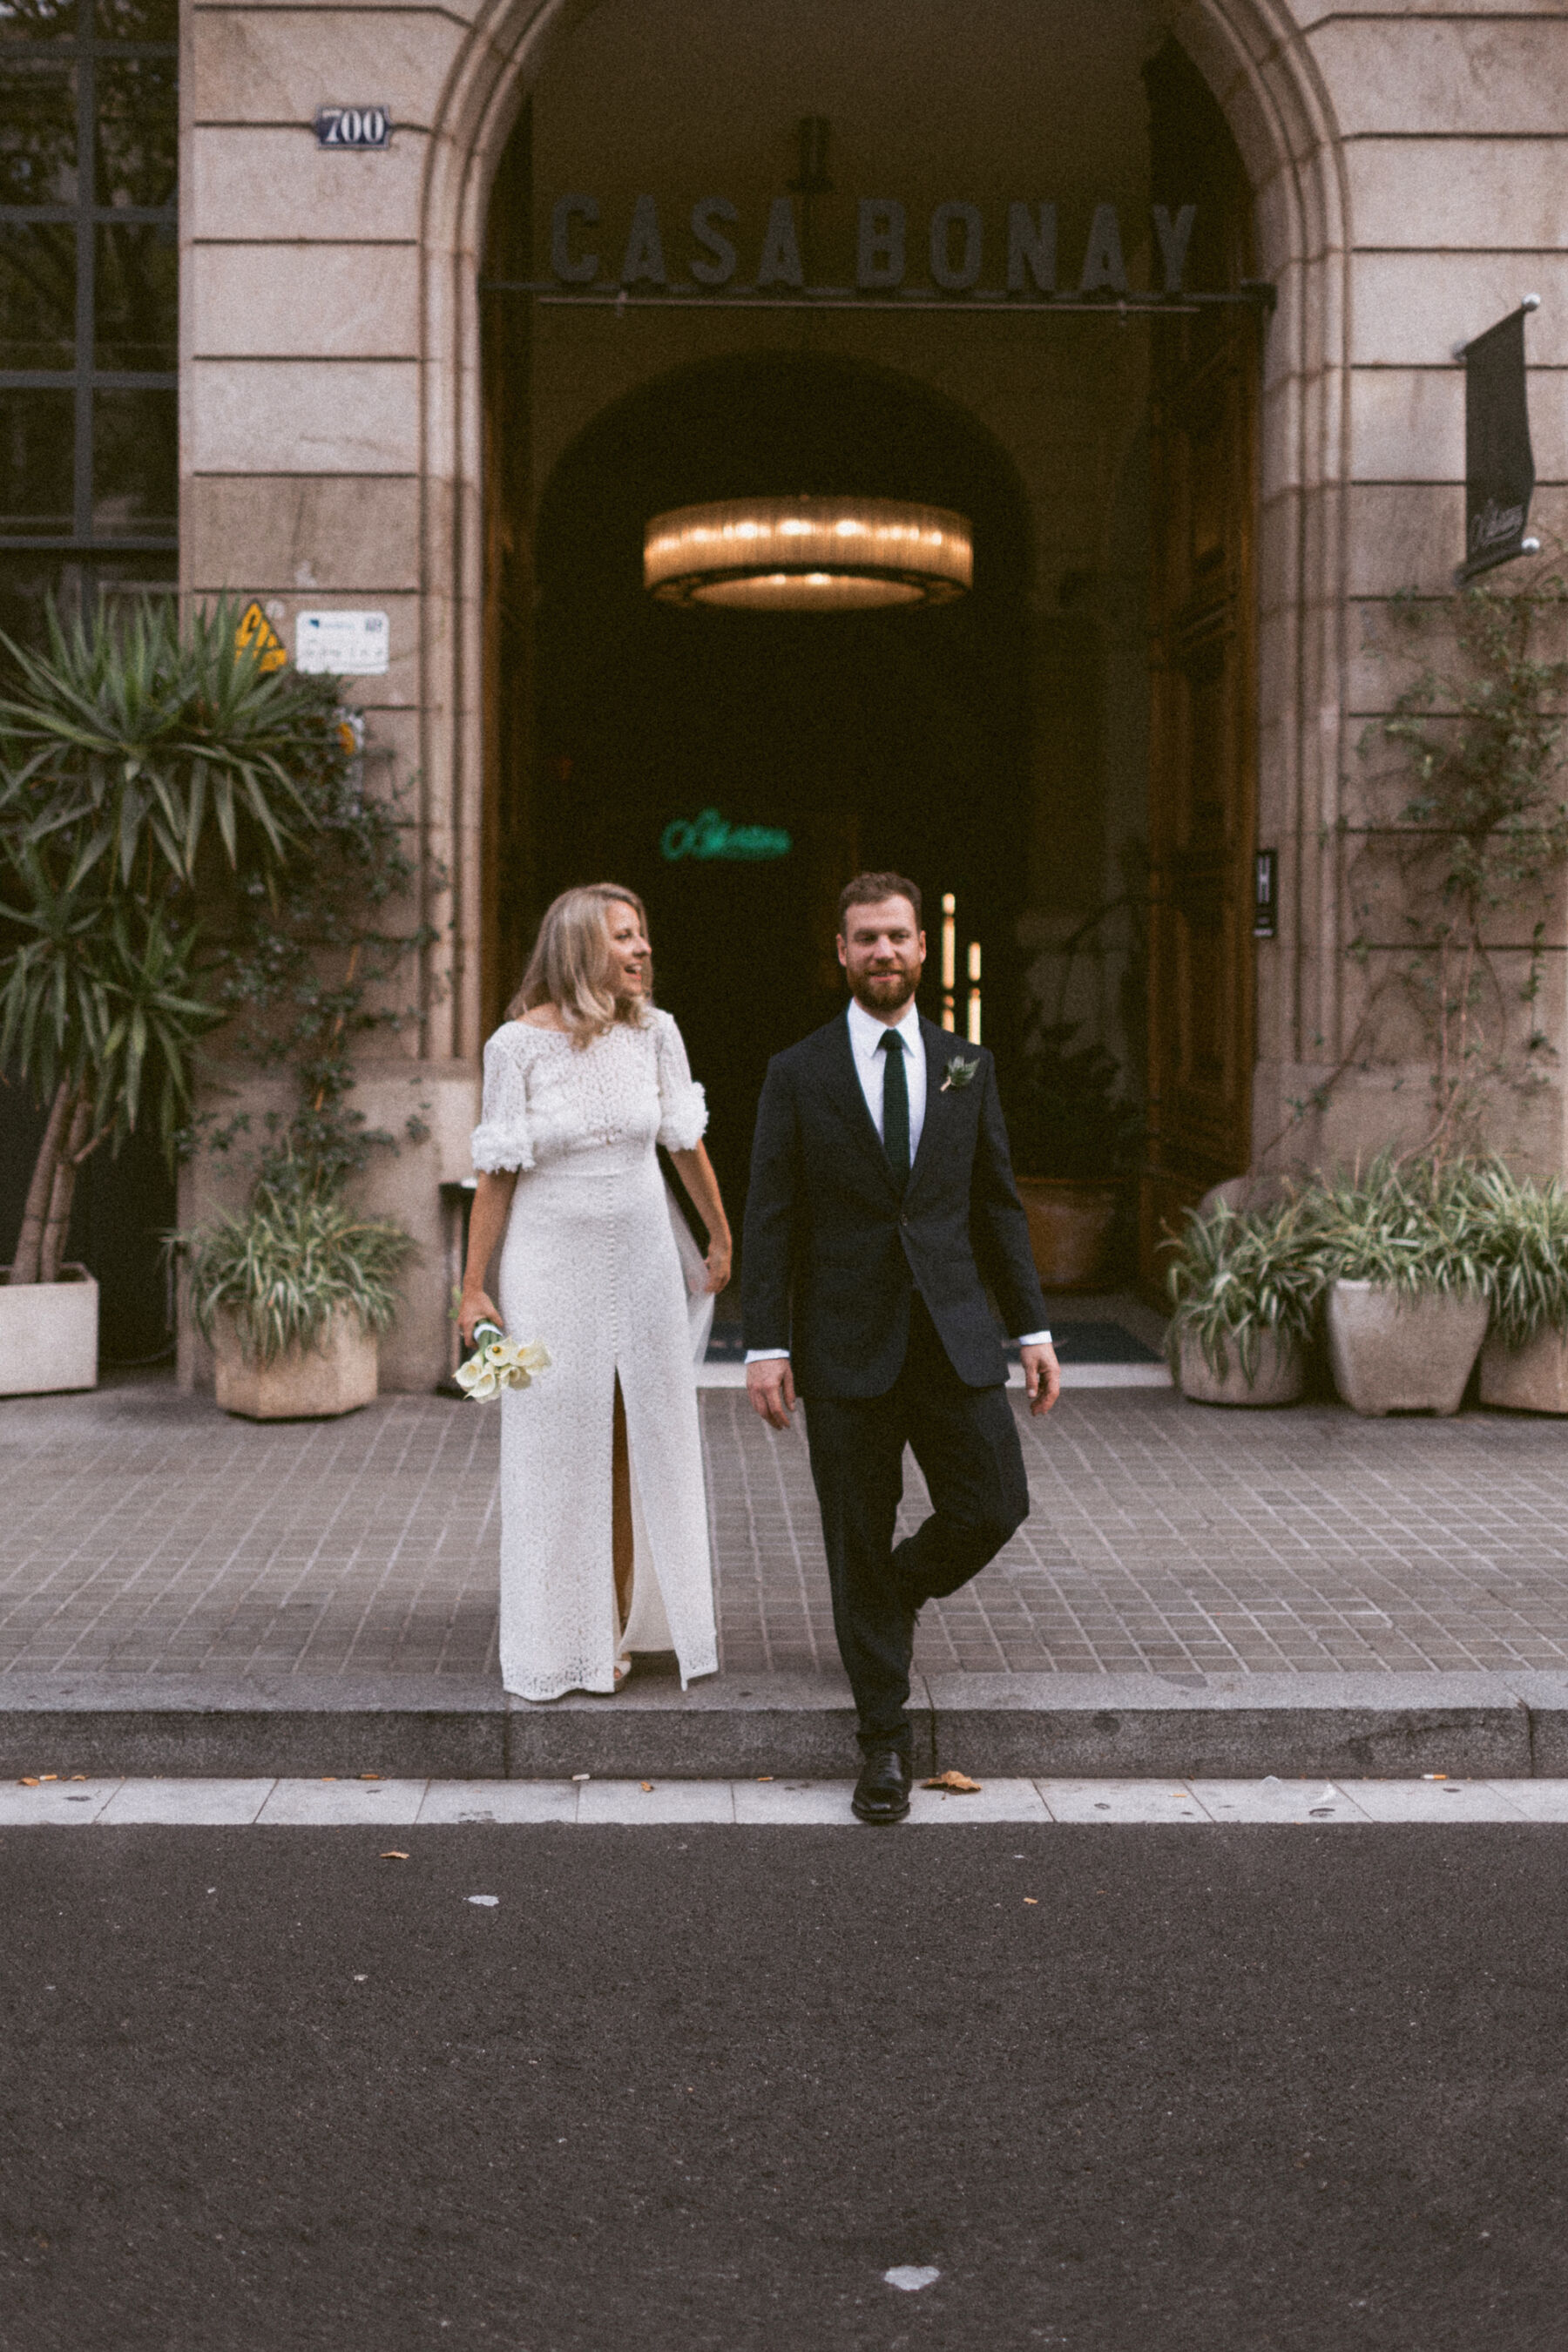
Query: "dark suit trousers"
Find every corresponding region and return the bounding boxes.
[803,1295,1031,1754]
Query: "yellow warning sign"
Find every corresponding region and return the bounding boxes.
[235,600,287,673]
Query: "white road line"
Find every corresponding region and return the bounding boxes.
[4,1777,1568,1823]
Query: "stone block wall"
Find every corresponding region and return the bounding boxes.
[181,0,1568,1381]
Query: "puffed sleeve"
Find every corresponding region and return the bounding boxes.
[470,1030,535,1173]
[653,1010,708,1151]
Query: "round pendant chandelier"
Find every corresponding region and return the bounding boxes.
[643,496,973,612]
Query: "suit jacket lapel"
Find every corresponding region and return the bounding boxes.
[907,1015,958,1200]
[819,1012,901,1200]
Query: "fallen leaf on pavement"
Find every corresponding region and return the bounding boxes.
[923,1771,982,1793]
[380,1850,409,1861]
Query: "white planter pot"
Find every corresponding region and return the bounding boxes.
[213,1308,378,1420]
[1326,1281,1488,1417]
[1176,1329,1305,1408]
[1478,1327,1568,1415]
[0,1264,98,1396]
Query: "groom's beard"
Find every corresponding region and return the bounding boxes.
[852,968,920,1015]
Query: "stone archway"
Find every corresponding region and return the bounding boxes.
[418,0,1349,1177]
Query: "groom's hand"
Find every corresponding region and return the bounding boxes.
[746,1356,796,1429]
[1021,1342,1061,1417]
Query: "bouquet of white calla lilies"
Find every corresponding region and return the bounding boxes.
[455,1319,551,1401]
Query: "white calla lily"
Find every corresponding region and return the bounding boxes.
[455,1324,551,1401]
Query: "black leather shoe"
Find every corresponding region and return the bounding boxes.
[852,1746,913,1825]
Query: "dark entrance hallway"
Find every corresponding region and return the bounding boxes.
[528,355,1031,1225]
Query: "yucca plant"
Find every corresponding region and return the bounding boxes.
[1304,1152,1491,1300]
[175,1177,416,1367]
[1463,1161,1568,1347]
[0,596,337,888]
[0,595,354,1282]
[1165,1194,1326,1383]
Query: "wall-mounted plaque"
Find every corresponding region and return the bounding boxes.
[295,610,389,676]
[314,105,392,151]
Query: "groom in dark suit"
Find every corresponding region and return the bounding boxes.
[743,874,1059,1824]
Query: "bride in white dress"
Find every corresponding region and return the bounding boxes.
[458,885,730,1700]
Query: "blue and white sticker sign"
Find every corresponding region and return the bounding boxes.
[295,610,389,676]
[314,105,391,150]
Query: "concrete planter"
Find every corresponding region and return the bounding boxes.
[213,1308,378,1420]
[1326,1281,1488,1417]
[1176,1328,1305,1409]
[1015,1177,1119,1290]
[1478,1327,1568,1415]
[0,1264,98,1396]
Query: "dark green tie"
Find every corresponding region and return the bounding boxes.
[880,1030,910,1185]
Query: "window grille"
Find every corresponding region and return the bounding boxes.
[0,0,177,640]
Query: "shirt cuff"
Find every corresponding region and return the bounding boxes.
[1015,1330,1053,1347]
[743,1348,790,1363]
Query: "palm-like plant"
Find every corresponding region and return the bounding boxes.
[0,596,330,886]
[0,596,353,1282]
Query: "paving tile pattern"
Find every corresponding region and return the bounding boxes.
[3,1376,1568,1684]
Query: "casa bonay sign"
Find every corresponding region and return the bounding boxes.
[546,193,1198,297]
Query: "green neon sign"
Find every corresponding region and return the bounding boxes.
[659,807,793,862]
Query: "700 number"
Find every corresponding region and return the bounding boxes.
[314,105,391,150]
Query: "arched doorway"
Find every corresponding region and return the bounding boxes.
[474,0,1268,1283]
[524,353,1031,1218]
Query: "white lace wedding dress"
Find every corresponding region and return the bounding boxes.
[471,1010,720,1700]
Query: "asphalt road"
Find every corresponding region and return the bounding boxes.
[3,1825,1567,2352]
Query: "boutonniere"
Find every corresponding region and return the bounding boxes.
[941,1055,980,1092]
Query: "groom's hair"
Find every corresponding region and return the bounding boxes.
[837,871,923,933]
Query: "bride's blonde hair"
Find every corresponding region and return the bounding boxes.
[508,883,653,1047]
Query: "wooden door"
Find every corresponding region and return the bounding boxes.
[1140,306,1259,1279]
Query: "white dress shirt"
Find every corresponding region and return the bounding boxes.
[847,993,927,1155]
[745,1001,1051,1362]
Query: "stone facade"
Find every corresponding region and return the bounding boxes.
[180,0,1568,1384]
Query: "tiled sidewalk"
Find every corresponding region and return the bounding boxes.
[3,1375,1568,1685]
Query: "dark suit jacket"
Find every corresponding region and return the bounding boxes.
[741,1009,1049,1398]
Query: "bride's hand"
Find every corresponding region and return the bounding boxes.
[703,1237,732,1295]
[459,1288,501,1348]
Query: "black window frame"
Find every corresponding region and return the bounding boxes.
[0,0,178,564]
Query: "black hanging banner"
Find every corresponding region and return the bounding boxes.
[1458,304,1538,582]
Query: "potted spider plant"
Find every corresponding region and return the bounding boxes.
[1004,1023,1142,1288]
[1165,1194,1321,1406]
[1312,1158,1490,1416]
[1468,1163,1568,1413]
[176,1174,415,1419]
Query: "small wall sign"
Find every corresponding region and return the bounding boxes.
[1253,848,1278,939]
[295,610,389,676]
[314,105,392,151]
[660,807,793,862]
[235,599,287,674]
